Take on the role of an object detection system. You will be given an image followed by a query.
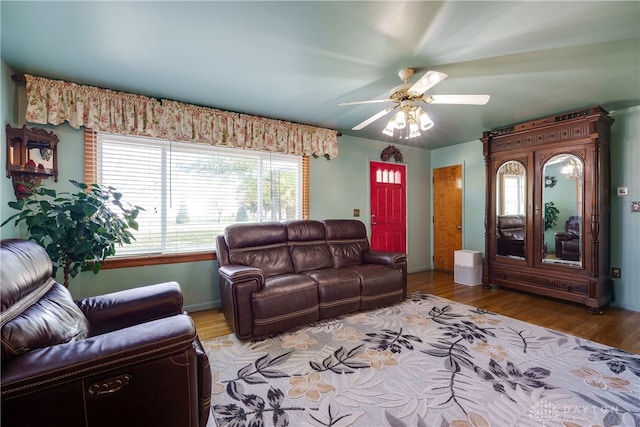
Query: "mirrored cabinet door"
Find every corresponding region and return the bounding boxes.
[496,160,526,260]
[541,154,583,267]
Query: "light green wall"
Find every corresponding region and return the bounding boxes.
[1,61,18,227]
[610,106,640,312]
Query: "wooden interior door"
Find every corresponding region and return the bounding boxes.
[433,165,462,272]
[369,161,406,253]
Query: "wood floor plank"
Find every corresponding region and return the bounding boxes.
[191,270,640,354]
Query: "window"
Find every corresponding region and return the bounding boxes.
[85,130,308,260]
[502,175,525,215]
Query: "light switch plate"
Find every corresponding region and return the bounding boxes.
[617,187,629,196]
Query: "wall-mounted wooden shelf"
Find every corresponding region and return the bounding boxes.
[6,125,59,199]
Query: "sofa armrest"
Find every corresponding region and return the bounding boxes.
[76,281,183,336]
[1,314,196,395]
[217,265,264,339]
[363,250,407,267]
[218,265,265,284]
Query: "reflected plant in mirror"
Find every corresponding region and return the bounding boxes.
[544,202,559,230]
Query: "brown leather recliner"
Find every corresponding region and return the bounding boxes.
[0,239,211,427]
[496,215,525,257]
[555,216,581,261]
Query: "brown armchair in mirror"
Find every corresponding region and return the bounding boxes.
[496,215,525,258]
[555,216,581,261]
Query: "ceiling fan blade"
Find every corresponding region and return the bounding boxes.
[408,70,448,95]
[352,107,396,130]
[428,94,491,105]
[339,99,393,106]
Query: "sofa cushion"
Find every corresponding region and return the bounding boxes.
[225,222,294,277]
[322,219,370,268]
[252,274,319,336]
[327,242,368,268]
[286,220,332,273]
[305,268,361,318]
[229,246,294,278]
[225,222,288,248]
[351,264,404,310]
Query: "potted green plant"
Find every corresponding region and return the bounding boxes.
[1,180,142,287]
[544,201,560,231]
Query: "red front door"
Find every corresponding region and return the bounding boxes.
[369,161,406,253]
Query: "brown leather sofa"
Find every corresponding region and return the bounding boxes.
[0,239,211,427]
[496,215,525,257]
[216,219,407,339]
[555,216,581,261]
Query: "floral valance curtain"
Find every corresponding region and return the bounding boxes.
[25,74,338,159]
[499,160,525,176]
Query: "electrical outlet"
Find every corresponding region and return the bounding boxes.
[353,209,360,217]
[612,267,621,278]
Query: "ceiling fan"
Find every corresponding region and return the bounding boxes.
[340,68,490,138]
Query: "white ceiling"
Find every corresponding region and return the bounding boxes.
[2,1,639,149]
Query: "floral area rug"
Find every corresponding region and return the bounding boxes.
[202,292,640,427]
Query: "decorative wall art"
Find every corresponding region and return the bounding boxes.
[380,145,403,163]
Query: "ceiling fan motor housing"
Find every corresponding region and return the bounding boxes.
[398,68,415,82]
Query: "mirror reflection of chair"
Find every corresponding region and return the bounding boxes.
[555,216,581,261]
[496,214,525,257]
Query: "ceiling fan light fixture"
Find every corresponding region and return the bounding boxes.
[382,117,396,136]
[408,120,421,139]
[394,111,407,129]
[419,110,434,131]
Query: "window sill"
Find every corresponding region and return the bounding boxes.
[101,251,217,269]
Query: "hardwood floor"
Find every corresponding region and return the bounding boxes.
[191,270,640,354]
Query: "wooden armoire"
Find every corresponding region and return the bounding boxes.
[481,106,614,311]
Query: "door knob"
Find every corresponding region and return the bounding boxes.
[456,225,462,230]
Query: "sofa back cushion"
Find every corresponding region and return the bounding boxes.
[286,220,333,273]
[224,222,294,277]
[322,220,370,268]
[1,239,89,364]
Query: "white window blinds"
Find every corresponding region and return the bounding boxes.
[90,132,302,256]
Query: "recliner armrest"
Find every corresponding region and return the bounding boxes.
[1,314,196,396]
[218,265,265,286]
[363,250,407,267]
[76,281,184,336]
[554,231,577,241]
